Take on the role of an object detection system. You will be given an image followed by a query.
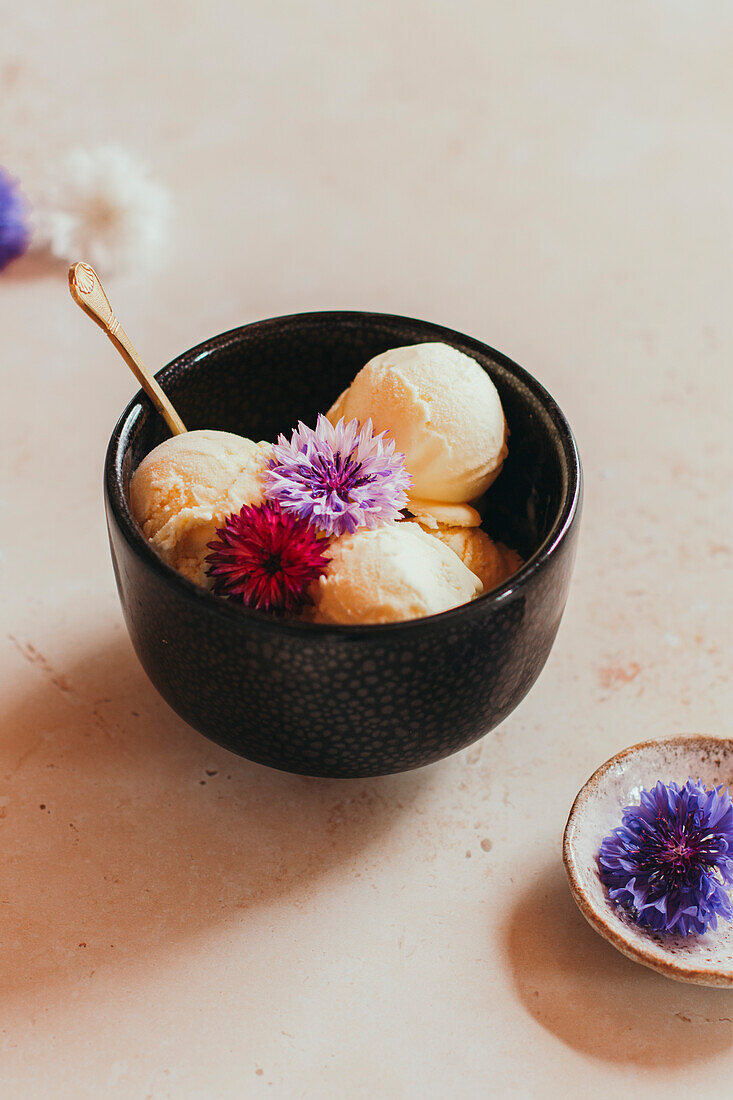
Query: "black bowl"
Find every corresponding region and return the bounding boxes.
[105,312,582,778]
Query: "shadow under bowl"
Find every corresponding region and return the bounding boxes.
[105,311,582,778]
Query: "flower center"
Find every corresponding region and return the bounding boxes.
[313,451,370,500]
[262,552,282,576]
[89,197,119,233]
[661,842,695,870]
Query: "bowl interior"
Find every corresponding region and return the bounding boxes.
[115,312,575,566]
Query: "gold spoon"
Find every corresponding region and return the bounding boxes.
[68,261,187,436]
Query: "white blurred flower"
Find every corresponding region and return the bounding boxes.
[33,146,171,274]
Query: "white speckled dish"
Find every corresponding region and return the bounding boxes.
[563,735,733,987]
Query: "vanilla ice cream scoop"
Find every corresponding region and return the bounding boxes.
[130,430,272,586]
[311,522,483,625]
[328,342,507,504]
[410,520,522,592]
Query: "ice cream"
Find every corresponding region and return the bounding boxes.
[311,522,483,625]
[127,341,519,623]
[406,499,482,530]
[327,342,507,506]
[410,520,522,592]
[130,430,272,586]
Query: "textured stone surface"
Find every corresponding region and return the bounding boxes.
[1,2,732,1096]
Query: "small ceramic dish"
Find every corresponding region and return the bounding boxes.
[564,735,733,987]
[105,311,581,778]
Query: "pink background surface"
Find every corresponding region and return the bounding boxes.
[1,3,731,1096]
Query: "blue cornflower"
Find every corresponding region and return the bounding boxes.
[0,167,30,271]
[265,414,411,538]
[599,779,733,936]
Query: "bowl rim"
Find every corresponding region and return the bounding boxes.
[105,309,582,637]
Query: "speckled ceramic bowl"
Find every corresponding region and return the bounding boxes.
[105,311,582,778]
[564,735,733,986]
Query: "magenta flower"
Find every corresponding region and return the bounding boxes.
[264,414,411,538]
[205,501,330,614]
[599,779,733,936]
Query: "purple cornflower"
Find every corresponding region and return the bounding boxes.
[599,778,733,936]
[264,414,411,538]
[0,167,30,272]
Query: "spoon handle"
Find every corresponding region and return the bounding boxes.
[68,262,187,436]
